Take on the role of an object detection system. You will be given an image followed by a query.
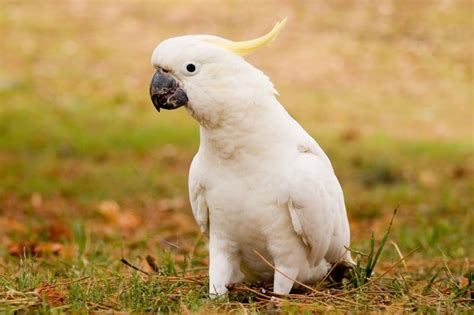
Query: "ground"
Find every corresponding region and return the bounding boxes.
[0,0,472,312]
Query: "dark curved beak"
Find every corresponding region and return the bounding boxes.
[149,69,188,112]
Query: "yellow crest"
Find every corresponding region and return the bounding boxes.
[212,18,287,56]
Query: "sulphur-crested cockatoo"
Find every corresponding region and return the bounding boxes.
[149,19,353,296]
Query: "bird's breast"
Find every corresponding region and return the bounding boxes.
[204,167,299,280]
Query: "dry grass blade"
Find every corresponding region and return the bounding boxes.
[0,1,471,312]
[390,241,407,269]
[152,275,206,285]
[335,246,420,297]
[363,206,399,284]
[53,277,91,286]
[35,284,67,307]
[252,249,363,306]
[227,283,281,301]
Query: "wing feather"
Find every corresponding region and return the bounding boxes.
[287,150,352,266]
[189,154,209,235]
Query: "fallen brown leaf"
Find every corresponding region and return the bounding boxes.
[418,170,439,188]
[97,200,141,230]
[35,284,67,306]
[458,276,469,288]
[8,241,63,257]
[8,241,37,257]
[46,221,71,241]
[156,197,186,212]
[0,217,27,234]
[30,192,43,209]
[116,210,141,230]
[98,200,121,220]
[339,127,361,142]
[450,166,469,179]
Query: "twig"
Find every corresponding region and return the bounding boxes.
[227,283,282,301]
[370,247,419,283]
[152,275,205,285]
[253,249,362,306]
[184,266,208,273]
[120,258,149,275]
[274,291,331,306]
[335,246,420,296]
[161,239,180,250]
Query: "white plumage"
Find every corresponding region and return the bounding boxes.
[150,20,353,296]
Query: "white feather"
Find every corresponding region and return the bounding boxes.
[152,33,354,296]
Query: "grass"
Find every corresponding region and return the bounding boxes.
[0,0,473,312]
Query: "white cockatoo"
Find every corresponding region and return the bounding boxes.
[149,19,354,296]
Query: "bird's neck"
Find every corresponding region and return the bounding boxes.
[197,98,290,161]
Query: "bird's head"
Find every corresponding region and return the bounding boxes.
[149,19,286,126]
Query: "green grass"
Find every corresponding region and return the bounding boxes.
[1,0,473,313]
[0,96,471,313]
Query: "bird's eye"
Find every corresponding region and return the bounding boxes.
[181,62,200,76]
[186,64,196,72]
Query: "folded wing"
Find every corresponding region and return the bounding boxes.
[287,150,353,267]
[189,154,209,235]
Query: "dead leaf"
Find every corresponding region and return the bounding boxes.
[35,284,67,306]
[418,170,439,188]
[117,210,141,230]
[450,166,468,179]
[156,197,186,212]
[8,241,37,257]
[0,217,26,233]
[97,200,141,230]
[35,242,63,256]
[98,200,121,220]
[31,192,43,209]
[458,276,469,288]
[8,241,63,257]
[340,128,361,142]
[46,221,71,241]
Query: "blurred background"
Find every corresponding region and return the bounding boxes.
[0,0,472,269]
